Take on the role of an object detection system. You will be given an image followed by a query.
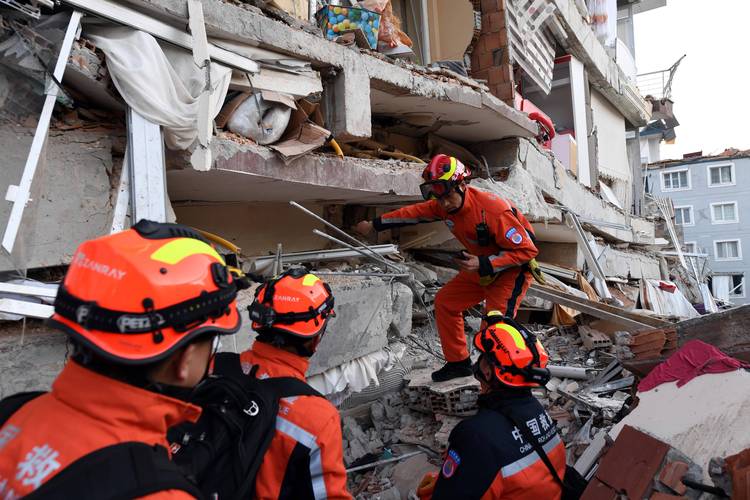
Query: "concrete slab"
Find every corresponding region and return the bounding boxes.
[167,137,424,204]
[473,138,656,245]
[0,321,67,398]
[0,126,116,272]
[308,278,413,376]
[122,0,537,142]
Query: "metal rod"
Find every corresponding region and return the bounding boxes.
[312,229,402,273]
[314,271,410,278]
[547,365,589,380]
[273,243,283,276]
[346,451,423,474]
[290,201,397,271]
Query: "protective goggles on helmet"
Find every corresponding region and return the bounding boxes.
[419,180,456,201]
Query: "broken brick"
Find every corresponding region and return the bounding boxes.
[658,461,689,495]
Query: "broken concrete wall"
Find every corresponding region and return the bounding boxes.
[537,242,582,269]
[474,137,656,245]
[0,126,117,271]
[600,246,662,280]
[308,279,413,375]
[0,321,68,398]
[0,277,413,394]
[173,202,327,256]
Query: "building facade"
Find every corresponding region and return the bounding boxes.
[646,153,750,305]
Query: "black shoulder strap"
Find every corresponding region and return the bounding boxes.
[25,442,203,500]
[212,351,247,378]
[263,377,324,399]
[213,351,324,399]
[497,406,564,487]
[0,391,46,427]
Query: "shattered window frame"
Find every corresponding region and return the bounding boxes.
[683,241,697,254]
[707,162,735,188]
[714,239,742,261]
[660,168,690,192]
[710,201,739,224]
[729,274,746,298]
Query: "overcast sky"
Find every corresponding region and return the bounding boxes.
[634,1,750,160]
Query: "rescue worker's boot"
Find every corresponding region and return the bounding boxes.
[431,358,472,382]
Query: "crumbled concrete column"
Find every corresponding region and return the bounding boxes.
[324,50,372,142]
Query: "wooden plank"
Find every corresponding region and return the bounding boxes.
[527,284,669,330]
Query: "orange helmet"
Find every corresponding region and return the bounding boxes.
[248,268,335,339]
[472,312,550,388]
[49,220,246,365]
[419,154,470,200]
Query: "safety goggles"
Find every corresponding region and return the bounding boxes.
[419,180,455,201]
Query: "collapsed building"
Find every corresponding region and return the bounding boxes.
[2,0,745,498]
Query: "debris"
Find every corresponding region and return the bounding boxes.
[225,93,293,144]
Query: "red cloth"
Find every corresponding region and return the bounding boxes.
[639,340,750,392]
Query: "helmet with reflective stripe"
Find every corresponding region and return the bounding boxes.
[49,220,245,365]
[248,268,335,339]
[472,311,550,388]
[419,154,470,200]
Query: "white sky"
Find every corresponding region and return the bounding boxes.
[634,1,750,160]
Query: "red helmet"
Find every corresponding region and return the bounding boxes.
[472,312,550,388]
[49,220,245,365]
[248,268,335,339]
[419,154,470,200]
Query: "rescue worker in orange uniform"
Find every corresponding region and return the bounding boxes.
[418,313,565,499]
[0,220,245,499]
[241,268,351,500]
[355,154,539,381]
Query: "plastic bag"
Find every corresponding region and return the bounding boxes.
[357,0,412,48]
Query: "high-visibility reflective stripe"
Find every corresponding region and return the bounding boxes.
[496,323,527,351]
[501,434,562,478]
[302,274,321,287]
[439,157,457,181]
[150,238,224,265]
[276,416,327,499]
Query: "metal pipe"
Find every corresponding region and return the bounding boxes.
[346,451,423,474]
[419,0,431,66]
[547,365,590,380]
[290,201,397,272]
[312,230,402,273]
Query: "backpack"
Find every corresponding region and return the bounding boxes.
[166,351,324,500]
[0,393,202,500]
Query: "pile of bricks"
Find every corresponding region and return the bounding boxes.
[619,328,679,360]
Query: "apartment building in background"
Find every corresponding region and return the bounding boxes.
[645,151,750,305]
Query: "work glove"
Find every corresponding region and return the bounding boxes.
[528,258,546,285]
[416,471,438,500]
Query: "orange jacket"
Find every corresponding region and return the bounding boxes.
[240,342,351,500]
[374,187,538,277]
[0,360,201,499]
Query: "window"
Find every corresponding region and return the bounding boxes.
[711,202,739,224]
[683,242,697,253]
[714,239,742,261]
[707,163,735,187]
[674,206,693,226]
[661,169,690,191]
[710,274,745,299]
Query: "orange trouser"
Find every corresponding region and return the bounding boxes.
[434,267,531,362]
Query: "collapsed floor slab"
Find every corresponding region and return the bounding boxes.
[120,0,537,142]
[167,138,424,204]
